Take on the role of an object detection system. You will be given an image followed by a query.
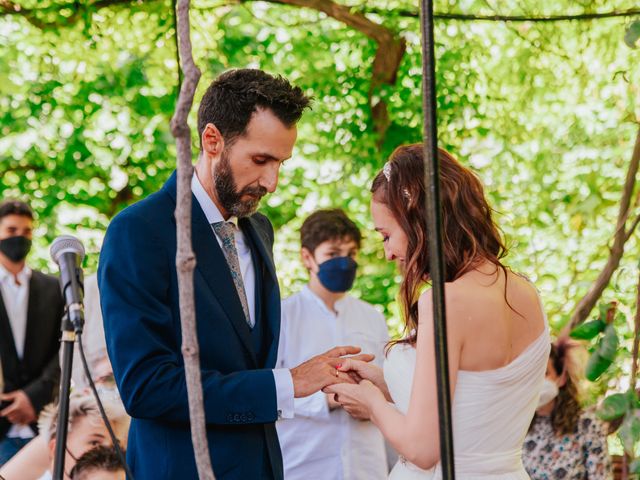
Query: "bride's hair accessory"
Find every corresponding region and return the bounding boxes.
[382,160,411,199]
[383,162,392,181]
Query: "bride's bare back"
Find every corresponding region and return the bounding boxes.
[449,261,546,373]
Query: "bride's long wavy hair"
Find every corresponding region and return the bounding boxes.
[371,144,508,345]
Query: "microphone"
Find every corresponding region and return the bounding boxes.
[50,235,85,333]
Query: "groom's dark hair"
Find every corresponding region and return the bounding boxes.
[197,69,312,147]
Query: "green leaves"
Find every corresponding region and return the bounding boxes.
[599,323,619,361]
[585,323,619,381]
[570,318,606,340]
[597,391,636,421]
[619,411,640,456]
[585,351,612,382]
[624,20,640,49]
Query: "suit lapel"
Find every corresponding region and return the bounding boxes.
[240,217,277,283]
[164,173,257,366]
[0,292,19,375]
[23,273,44,370]
[240,216,281,367]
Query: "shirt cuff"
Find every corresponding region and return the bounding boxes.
[293,391,330,419]
[272,368,295,420]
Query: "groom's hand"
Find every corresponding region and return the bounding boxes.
[290,346,374,398]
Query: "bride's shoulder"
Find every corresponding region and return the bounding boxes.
[416,282,475,322]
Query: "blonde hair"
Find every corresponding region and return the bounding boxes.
[38,392,129,443]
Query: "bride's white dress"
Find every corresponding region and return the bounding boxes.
[384,325,550,479]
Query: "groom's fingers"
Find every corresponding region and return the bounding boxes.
[324,345,361,358]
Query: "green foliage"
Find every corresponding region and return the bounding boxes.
[585,323,619,381]
[619,411,640,456]
[570,318,606,340]
[585,303,640,460]
[625,20,640,48]
[598,393,631,421]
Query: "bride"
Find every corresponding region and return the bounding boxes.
[326,145,549,479]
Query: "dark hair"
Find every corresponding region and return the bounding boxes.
[548,341,582,435]
[371,145,508,344]
[301,209,362,254]
[197,69,312,147]
[0,200,33,222]
[69,446,125,479]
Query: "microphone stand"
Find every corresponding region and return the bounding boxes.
[52,288,84,479]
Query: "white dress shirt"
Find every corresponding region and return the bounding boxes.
[191,173,294,419]
[0,262,36,439]
[276,286,390,480]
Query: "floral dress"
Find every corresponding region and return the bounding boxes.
[522,409,612,479]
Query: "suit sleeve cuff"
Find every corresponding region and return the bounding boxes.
[272,368,295,420]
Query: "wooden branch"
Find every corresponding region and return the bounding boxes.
[3,0,640,24]
[567,127,640,331]
[359,6,640,22]
[624,211,640,242]
[172,0,183,94]
[170,0,214,478]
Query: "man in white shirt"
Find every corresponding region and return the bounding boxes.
[277,209,390,480]
[0,200,63,466]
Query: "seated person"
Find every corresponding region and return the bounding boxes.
[0,392,128,480]
[522,339,612,479]
[69,446,125,480]
[276,208,390,480]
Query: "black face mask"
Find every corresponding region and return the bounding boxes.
[0,236,32,262]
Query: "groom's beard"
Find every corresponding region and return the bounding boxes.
[214,150,267,218]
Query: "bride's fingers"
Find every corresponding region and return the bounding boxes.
[338,358,370,375]
[346,353,375,363]
[336,371,357,384]
[323,383,349,395]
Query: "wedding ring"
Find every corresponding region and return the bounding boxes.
[334,368,339,377]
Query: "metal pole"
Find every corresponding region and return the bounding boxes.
[419,0,456,478]
[52,324,75,480]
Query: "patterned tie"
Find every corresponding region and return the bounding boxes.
[211,221,253,328]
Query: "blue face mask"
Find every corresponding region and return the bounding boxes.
[316,256,358,293]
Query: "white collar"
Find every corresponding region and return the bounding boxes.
[0,261,31,285]
[191,172,238,228]
[301,285,348,315]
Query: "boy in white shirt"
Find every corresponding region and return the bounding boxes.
[276,209,389,480]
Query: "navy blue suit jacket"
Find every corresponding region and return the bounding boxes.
[98,172,284,479]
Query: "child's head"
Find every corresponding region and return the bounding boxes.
[39,393,129,478]
[300,209,361,293]
[69,446,125,480]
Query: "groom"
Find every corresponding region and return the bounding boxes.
[98,69,370,479]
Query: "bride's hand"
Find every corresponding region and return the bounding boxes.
[337,358,392,401]
[324,380,386,421]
